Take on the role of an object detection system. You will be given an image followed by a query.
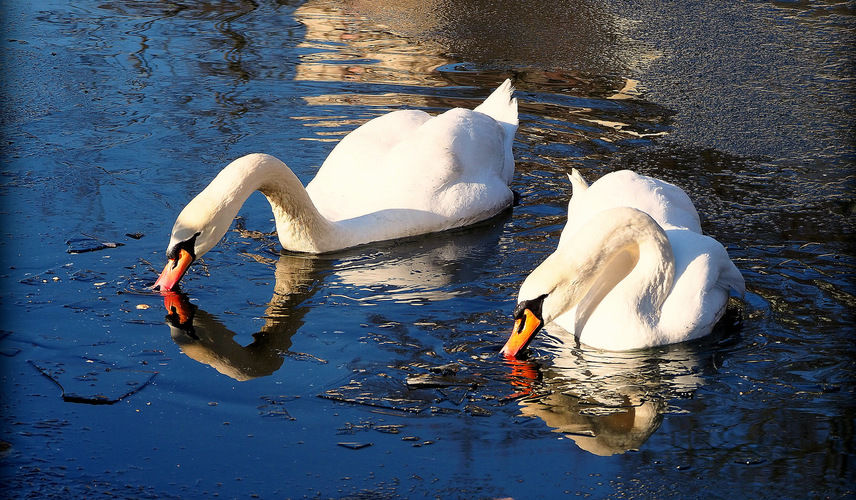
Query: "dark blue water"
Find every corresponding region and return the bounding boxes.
[2,0,854,498]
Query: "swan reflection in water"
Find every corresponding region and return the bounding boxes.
[162,253,326,381]
[161,216,509,381]
[506,322,738,456]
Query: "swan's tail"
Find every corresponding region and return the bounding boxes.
[474,78,519,140]
[567,168,589,194]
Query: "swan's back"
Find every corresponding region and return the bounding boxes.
[306,83,517,224]
[306,109,432,220]
[560,170,702,247]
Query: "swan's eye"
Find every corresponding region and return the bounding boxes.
[167,232,201,261]
[514,294,548,321]
[512,302,528,320]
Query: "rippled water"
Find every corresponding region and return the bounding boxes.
[1,0,854,498]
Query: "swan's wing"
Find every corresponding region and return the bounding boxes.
[306,109,432,218]
[387,107,514,219]
[559,170,702,247]
[658,229,745,341]
[309,107,513,221]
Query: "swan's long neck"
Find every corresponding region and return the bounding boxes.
[528,207,675,330]
[249,156,340,253]
[172,153,455,257]
[171,153,338,256]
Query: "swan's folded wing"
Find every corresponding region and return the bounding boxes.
[384,107,513,217]
[307,106,512,223]
[660,229,743,339]
[561,170,702,248]
[307,109,431,219]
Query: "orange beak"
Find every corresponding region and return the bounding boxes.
[153,248,193,291]
[500,308,542,358]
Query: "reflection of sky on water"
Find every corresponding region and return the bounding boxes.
[1,0,853,497]
[293,1,451,85]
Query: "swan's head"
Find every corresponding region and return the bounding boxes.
[501,294,547,358]
[153,230,200,292]
[501,246,576,358]
[502,225,610,357]
[153,189,238,291]
[501,252,603,358]
[500,266,565,358]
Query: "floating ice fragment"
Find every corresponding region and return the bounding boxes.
[30,359,156,404]
[66,234,125,254]
[337,442,373,450]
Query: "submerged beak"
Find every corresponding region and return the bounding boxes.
[153,248,193,291]
[500,308,543,358]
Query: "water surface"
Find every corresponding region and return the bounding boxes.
[1,0,854,498]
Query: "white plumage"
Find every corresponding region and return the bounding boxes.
[502,169,744,354]
[154,80,518,290]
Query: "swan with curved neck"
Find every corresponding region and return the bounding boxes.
[501,170,744,355]
[154,80,518,290]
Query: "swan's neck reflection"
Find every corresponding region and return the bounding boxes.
[509,340,714,456]
[163,254,325,381]
[161,217,509,381]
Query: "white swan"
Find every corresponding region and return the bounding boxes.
[501,169,745,355]
[154,80,518,291]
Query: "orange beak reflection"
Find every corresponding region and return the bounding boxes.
[163,291,193,325]
[153,248,193,291]
[501,356,541,400]
[500,308,542,359]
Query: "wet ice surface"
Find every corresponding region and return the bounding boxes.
[29,359,157,404]
[1,0,854,498]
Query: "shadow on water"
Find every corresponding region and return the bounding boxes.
[508,305,745,456]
